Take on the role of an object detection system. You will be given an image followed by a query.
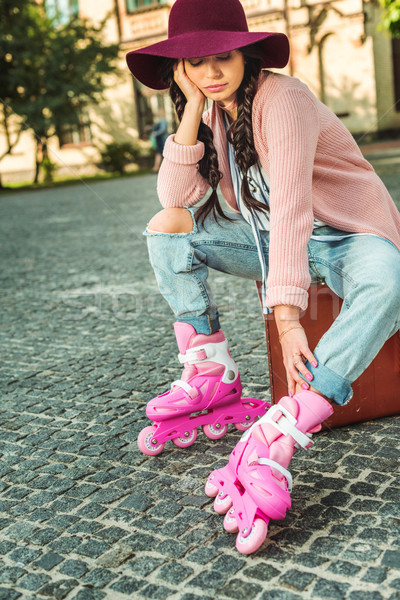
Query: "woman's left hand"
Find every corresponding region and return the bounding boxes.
[279,325,318,397]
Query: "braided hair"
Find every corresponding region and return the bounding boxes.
[161,45,267,225]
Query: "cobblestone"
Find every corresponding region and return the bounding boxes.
[1,163,400,599]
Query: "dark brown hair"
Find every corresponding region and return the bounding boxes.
[161,45,267,225]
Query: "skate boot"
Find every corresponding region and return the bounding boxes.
[137,322,268,456]
[205,390,333,554]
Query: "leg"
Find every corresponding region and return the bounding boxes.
[147,209,337,550]
[147,207,194,233]
[138,207,269,455]
[304,235,400,405]
[205,234,399,554]
[206,388,334,553]
[144,207,268,334]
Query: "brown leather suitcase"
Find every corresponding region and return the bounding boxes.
[258,282,400,429]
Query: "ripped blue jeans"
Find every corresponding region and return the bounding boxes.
[144,207,400,406]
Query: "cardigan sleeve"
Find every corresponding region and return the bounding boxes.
[263,89,320,310]
[156,134,210,208]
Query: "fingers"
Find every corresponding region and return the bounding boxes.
[173,60,185,85]
[285,353,306,397]
[287,372,297,398]
[173,59,184,75]
[173,60,189,89]
[289,350,318,393]
[280,329,318,397]
[287,357,308,397]
[173,60,205,107]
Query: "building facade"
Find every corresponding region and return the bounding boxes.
[1,0,399,183]
[120,0,400,136]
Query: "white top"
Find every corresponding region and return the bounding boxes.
[224,114,358,313]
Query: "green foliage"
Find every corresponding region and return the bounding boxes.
[99,142,141,174]
[379,0,400,37]
[41,157,57,184]
[0,0,119,179]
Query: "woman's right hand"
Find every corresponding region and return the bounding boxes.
[173,60,206,146]
[173,60,206,111]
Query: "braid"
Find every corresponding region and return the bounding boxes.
[227,51,267,215]
[160,47,266,226]
[196,119,232,225]
[162,60,232,225]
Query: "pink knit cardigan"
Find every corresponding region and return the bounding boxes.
[157,72,400,310]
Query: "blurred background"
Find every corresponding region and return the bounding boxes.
[1,0,399,186]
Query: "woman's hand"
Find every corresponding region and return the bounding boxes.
[173,60,206,146]
[274,305,317,397]
[279,326,318,397]
[173,60,206,111]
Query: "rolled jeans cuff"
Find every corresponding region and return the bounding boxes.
[175,315,221,335]
[300,354,353,406]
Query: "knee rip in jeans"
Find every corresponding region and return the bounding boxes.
[144,207,197,237]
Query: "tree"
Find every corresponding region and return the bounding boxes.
[379,0,400,37]
[0,0,119,185]
[0,1,45,183]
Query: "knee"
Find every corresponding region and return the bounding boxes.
[147,208,194,234]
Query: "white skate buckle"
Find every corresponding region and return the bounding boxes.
[177,339,238,385]
[178,348,209,364]
[263,405,313,450]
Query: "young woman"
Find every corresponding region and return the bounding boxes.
[126,0,400,554]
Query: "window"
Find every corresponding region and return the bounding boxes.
[126,0,163,13]
[58,112,92,146]
[393,38,400,112]
[45,0,79,24]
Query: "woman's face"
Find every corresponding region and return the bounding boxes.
[183,50,245,106]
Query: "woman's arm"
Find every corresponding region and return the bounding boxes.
[157,137,210,207]
[157,61,211,207]
[262,88,321,394]
[265,88,320,310]
[173,60,205,145]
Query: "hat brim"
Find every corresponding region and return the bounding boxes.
[126,31,289,90]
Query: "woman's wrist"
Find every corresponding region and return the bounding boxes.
[174,101,204,146]
[274,305,301,332]
[185,97,205,114]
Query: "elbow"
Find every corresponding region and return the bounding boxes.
[157,183,192,208]
[157,182,208,209]
[157,188,183,209]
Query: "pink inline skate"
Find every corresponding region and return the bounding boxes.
[137,322,268,456]
[205,390,333,554]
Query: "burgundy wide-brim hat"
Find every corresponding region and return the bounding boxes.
[126,0,290,90]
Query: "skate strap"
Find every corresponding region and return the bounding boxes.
[257,458,293,493]
[171,379,199,399]
[177,340,239,385]
[243,404,313,449]
[178,348,208,364]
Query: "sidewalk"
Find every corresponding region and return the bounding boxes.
[0,175,399,600]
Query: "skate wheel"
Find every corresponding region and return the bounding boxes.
[234,417,257,431]
[172,428,197,448]
[236,518,268,555]
[223,507,238,533]
[137,426,165,456]
[213,491,232,515]
[202,423,228,440]
[205,474,219,497]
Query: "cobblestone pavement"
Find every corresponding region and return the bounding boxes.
[1,157,400,600]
